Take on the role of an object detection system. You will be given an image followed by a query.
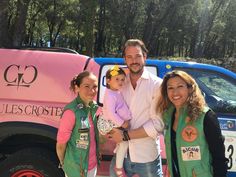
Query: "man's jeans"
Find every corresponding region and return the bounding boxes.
[109,154,163,177]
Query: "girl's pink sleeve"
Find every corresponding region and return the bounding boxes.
[56,110,75,144]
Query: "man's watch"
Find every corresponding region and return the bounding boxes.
[122,130,130,141]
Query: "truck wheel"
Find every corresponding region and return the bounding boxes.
[0,148,64,177]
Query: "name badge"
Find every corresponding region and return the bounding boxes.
[181,146,201,161]
[76,131,89,149]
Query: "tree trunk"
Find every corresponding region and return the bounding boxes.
[142,1,155,46]
[81,0,97,57]
[95,0,106,56]
[12,0,31,47]
[0,0,11,47]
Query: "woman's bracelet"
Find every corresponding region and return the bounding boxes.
[122,130,130,141]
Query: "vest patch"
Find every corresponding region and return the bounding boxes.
[181,146,201,161]
[76,132,89,149]
[181,125,198,142]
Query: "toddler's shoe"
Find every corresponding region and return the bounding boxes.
[114,166,127,177]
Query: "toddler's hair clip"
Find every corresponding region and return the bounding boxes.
[110,65,120,76]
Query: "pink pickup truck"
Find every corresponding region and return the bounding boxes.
[0,49,165,177]
[0,49,101,176]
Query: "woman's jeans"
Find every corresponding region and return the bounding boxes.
[109,154,163,177]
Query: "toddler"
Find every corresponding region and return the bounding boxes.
[97,65,131,177]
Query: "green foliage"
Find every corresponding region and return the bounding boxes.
[0,0,235,58]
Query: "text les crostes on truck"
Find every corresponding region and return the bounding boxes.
[0,48,235,177]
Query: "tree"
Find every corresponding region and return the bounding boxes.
[0,0,235,58]
[0,0,11,47]
[94,0,106,56]
[79,0,97,56]
[11,0,31,46]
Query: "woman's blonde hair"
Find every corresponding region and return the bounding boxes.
[156,70,206,121]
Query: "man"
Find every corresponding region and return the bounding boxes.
[109,39,164,177]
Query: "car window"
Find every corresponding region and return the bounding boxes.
[177,68,236,115]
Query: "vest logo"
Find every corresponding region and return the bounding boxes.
[4,64,38,89]
[181,125,198,142]
[181,146,201,161]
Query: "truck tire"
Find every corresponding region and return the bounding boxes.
[0,148,64,177]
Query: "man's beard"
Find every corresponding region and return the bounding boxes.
[128,64,144,74]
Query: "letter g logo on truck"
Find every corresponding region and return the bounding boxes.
[4,64,38,89]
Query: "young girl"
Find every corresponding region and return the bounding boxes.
[56,71,100,177]
[97,65,131,177]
